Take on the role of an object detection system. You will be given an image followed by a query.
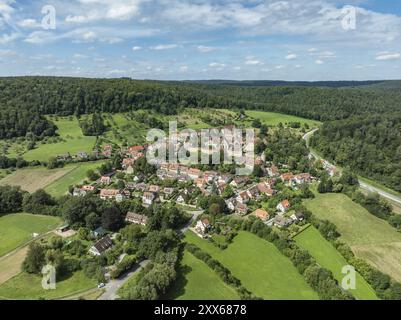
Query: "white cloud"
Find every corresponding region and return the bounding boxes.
[375,52,401,61]
[197,45,215,53]
[285,54,297,60]
[73,53,88,59]
[245,59,263,65]
[150,44,178,50]
[17,19,40,29]
[132,46,142,51]
[209,62,226,69]
[65,0,145,23]
[179,65,188,72]
[0,32,19,44]
[315,59,324,65]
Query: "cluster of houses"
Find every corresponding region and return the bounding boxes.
[71,140,319,255]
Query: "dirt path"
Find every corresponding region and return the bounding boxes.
[0,246,28,285]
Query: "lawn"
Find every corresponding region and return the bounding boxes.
[0,271,97,300]
[23,117,96,162]
[0,166,75,193]
[0,213,61,257]
[305,193,401,282]
[45,161,105,197]
[294,226,378,300]
[166,251,240,300]
[185,231,318,300]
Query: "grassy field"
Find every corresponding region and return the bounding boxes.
[23,117,96,162]
[244,110,321,127]
[0,271,97,300]
[185,231,318,300]
[166,251,240,300]
[0,166,74,193]
[294,226,378,300]
[44,161,104,197]
[0,213,61,257]
[305,193,401,282]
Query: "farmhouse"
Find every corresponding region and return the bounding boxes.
[82,185,96,192]
[230,176,250,188]
[142,192,156,206]
[237,191,250,204]
[195,219,211,236]
[277,200,291,213]
[252,209,270,221]
[89,235,113,256]
[73,188,87,197]
[188,168,202,179]
[294,173,312,184]
[267,165,279,177]
[103,145,113,158]
[100,189,119,200]
[125,212,148,226]
[149,185,161,193]
[281,173,294,186]
[100,176,112,185]
[274,216,292,229]
[235,203,249,215]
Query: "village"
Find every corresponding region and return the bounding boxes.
[65,131,339,257]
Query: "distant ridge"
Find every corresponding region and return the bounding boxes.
[184,80,401,88]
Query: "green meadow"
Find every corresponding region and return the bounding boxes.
[166,251,240,300]
[185,231,318,300]
[23,117,96,162]
[294,226,378,300]
[305,193,401,282]
[0,271,96,300]
[45,161,105,197]
[0,213,61,257]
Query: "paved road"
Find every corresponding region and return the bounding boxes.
[303,129,401,206]
[98,259,150,301]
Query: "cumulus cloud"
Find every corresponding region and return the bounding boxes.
[197,45,215,53]
[285,54,297,60]
[245,58,263,65]
[150,44,178,50]
[132,46,142,51]
[375,52,401,61]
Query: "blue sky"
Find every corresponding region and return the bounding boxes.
[1,0,401,80]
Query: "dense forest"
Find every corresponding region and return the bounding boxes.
[311,113,401,192]
[0,76,400,191]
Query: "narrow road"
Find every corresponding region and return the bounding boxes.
[303,129,401,206]
[98,210,204,300]
[98,259,150,301]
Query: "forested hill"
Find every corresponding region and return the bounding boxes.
[1,76,401,138]
[310,113,401,192]
[0,76,400,191]
[185,80,387,88]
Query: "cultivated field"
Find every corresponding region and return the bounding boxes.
[305,193,401,282]
[185,231,318,300]
[166,251,240,300]
[294,226,378,300]
[0,213,61,257]
[0,166,74,193]
[0,271,96,300]
[44,161,105,197]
